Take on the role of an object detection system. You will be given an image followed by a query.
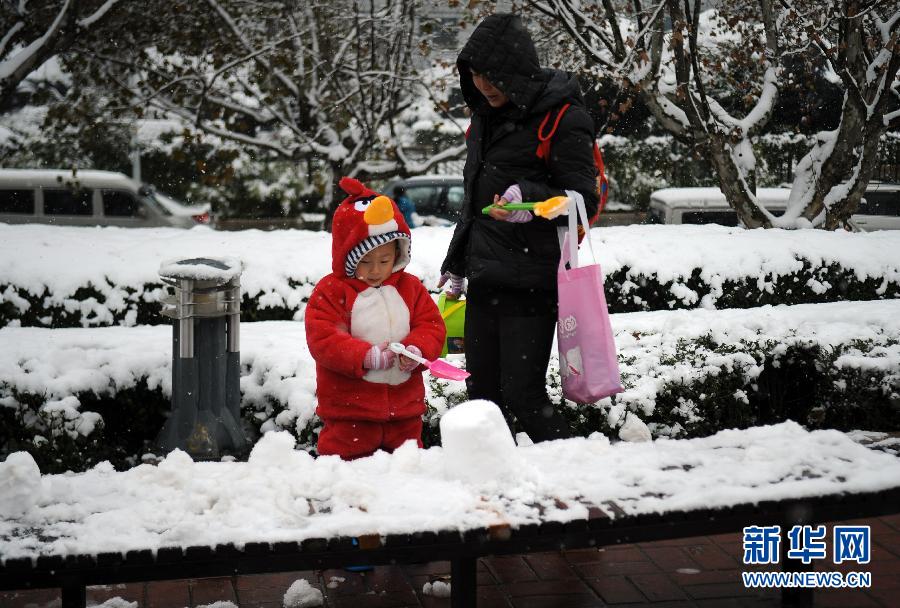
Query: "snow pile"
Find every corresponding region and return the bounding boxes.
[422,580,451,597]
[0,451,42,518]
[618,412,652,443]
[440,400,523,485]
[158,256,242,283]
[89,598,138,608]
[283,579,323,608]
[1,422,898,563]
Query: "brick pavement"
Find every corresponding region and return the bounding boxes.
[2,513,898,607]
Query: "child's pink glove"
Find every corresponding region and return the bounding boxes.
[397,345,422,372]
[497,184,532,223]
[363,343,395,370]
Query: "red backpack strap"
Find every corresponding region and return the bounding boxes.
[593,142,608,214]
[535,103,571,160]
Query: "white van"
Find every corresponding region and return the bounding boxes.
[646,187,790,226]
[0,169,213,228]
[852,182,900,231]
[648,184,900,230]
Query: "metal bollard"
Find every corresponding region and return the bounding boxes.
[155,256,247,460]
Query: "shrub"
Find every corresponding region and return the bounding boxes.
[3,334,896,474]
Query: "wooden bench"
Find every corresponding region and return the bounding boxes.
[2,486,898,608]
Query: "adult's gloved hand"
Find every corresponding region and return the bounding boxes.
[488,184,532,223]
[363,343,396,370]
[397,345,422,372]
[437,272,465,299]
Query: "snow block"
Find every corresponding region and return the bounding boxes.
[439,399,521,484]
[0,451,42,518]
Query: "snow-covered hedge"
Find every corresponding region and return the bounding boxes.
[2,301,897,473]
[1,224,899,327]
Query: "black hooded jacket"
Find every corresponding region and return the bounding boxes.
[440,13,599,292]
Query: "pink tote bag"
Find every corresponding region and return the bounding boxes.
[557,191,624,402]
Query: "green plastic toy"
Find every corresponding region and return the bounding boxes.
[437,292,466,357]
[480,195,569,218]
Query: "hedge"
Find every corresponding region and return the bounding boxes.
[3,259,898,328]
[3,224,898,328]
[3,309,897,474]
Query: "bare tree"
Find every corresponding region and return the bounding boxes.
[0,0,123,109]
[71,0,465,222]
[777,1,900,229]
[527,0,900,229]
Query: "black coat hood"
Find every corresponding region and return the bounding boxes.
[458,13,584,117]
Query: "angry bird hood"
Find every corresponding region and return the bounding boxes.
[332,177,412,277]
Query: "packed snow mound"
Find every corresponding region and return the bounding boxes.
[0,451,42,518]
[618,413,652,443]
[440,399,521,485]
[283,578,323,607]
[249,429,311,470]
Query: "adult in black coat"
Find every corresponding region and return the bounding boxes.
[439,13,599,442]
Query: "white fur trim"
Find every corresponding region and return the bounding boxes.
[350,285,412,385]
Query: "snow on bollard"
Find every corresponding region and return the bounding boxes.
[283,578,324,607]
[440,399,522,484]
[618,412,652,443]
[0,451,42,518]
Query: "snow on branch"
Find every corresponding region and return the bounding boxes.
[0,21,24,59]
[77,0,121,28]
[0,0,71,82]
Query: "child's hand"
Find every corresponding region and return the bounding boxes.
[363,342,396,370]
[397,345,422,372]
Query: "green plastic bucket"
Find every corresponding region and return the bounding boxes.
[438,293,466,357]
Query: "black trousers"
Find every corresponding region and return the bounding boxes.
[464,286,572,442]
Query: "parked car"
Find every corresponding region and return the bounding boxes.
[647,184,900,230]
[646,187,791,226]
[382,174,464,226]
[0,169,213,228]
[851,181,900,231]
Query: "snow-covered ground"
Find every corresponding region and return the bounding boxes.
[1,221,899,566]
[1,223,898,325]
[1,414,898,563]
[2,300,898,439]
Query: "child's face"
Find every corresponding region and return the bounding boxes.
[356,241,398,287]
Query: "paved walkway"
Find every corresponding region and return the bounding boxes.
[3,514,898,607]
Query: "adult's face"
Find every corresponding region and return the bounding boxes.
[470,68,509,108]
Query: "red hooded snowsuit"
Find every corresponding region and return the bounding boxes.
[306,177,445,459]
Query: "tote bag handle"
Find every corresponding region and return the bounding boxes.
[559,190,596,275]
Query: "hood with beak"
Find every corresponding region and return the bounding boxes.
[331,177,412,278]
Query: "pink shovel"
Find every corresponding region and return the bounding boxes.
[389,343,470,381]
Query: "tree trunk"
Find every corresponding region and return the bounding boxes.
[706,132,771,228]
[323,161,346,232]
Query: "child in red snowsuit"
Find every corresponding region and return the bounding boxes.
[305,177,446,460]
